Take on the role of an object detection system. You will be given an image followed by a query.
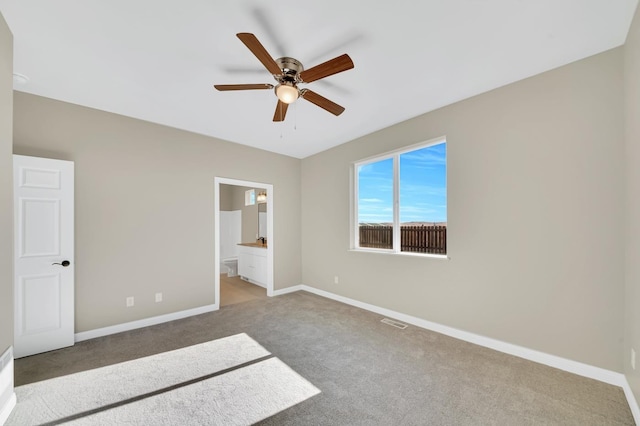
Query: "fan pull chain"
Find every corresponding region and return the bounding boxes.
[294,102,297,130]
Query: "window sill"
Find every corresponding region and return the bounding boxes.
[348,248,449,260]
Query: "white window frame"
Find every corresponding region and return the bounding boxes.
[245,189,256,206]
[351,136,448,259]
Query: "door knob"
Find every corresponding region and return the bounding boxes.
[52,260,71,267]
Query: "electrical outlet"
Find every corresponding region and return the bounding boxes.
[334,276,339,284]
[126,296,134,307]
[155,292,163,303]
[632,348,636,370]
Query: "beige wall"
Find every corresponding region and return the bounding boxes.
[238,187,257,243]
[0,13,13,357]
[624,3,640,409]
[220,184,264,243]
[301,48,625,371]
[13,93,301,332]
[235,186,265,243]
[219,183,233,211]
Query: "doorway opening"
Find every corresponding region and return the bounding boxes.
[214,177,274,308]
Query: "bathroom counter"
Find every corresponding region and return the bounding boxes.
[238,242,267,249]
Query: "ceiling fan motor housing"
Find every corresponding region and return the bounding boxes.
[275,57,304,83]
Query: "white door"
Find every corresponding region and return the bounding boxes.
[13,155,74,358]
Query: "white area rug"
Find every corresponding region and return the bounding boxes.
[7,333,320,425]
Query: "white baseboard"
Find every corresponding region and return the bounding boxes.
[622,377,640,425]
[74,282,305,342]
[0,347,16,426]
[298,285,627,387]
[75,304,219,342]
[272,285,303,297]
[0,393,16,426]
[240,276,266,289]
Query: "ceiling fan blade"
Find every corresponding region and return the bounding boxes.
[214,84,274,91]
[300,89,345,116]
[236,33,282,75]
[299,54,354,83]
[273,100,289,122]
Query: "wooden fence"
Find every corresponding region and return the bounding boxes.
[359,225,447,254]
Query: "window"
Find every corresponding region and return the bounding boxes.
[354,138,447,255]
[245,189,255,206]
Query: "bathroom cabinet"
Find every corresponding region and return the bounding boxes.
[237,244,267,287]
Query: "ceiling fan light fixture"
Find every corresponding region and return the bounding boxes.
[275,83,299,104]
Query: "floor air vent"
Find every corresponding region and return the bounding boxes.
[381,318,408,329]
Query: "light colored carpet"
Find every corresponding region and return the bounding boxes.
[7,333,320,425]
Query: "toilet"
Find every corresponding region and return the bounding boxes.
[222,257,238,277]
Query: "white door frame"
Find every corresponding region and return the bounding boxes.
[214,177,274,306]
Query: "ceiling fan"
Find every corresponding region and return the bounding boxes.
[214,33,355,122]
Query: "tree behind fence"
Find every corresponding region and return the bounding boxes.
[359,225,446,254]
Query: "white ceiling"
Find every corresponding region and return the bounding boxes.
[1,1,637,158]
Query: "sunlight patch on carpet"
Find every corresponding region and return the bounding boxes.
[7,333,320,425]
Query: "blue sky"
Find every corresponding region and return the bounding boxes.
[357,143,446,224]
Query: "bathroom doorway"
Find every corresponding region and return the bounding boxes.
[214,177,274,308]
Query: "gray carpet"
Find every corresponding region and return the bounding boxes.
[8,291,636,425]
